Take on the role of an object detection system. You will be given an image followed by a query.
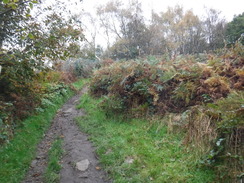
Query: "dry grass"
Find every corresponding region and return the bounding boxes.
[184,106,218,153]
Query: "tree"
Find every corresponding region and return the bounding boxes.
[150,6,204,56]
[36,12,84,62]
[0,0,84,118]
[123,2,150,57]
[0,0,39,48]
[97,0,150,59]
[96,3,227,59]
[112,0,149,59]
[78,12,100,59]
[149,6,226,57]
[225,12,244,45]
[1,1,84,65]
[148,11,168,55]
[203,8,226,50]
[97,0,124,49]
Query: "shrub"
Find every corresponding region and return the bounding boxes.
[90,54,241,116]
[61,58,100,78]
[0,60,74,145]
[196,91,244,182]
[89,43,244,181]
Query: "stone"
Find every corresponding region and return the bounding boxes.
[124,157,134,164]
[63,108,73,116]
[76,159,90,171]
[31,160,38,167]
[64,108,73,113]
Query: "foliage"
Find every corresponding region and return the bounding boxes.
[90,44,243,117]
[0,0,39,47]
[225,12,244,45]
[61,58,100,78]
[76,93,215,182]
[0,86,72,183]
[0,49,43,144]
[89,43,244,181]
[0,50,42,111]
[200,91,244,182]
[36,12,84,62]
[0,78,71,145]
[0,0,85,145]
[96,1,227,59]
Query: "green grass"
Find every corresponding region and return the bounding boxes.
[0,79,87,183]
[0,89,73,183]
[44,138,64,183]
[72,78,90,90]
[76,93,216,183]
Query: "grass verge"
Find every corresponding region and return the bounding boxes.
[0,89,73,183]
[44,138,64,183]
[0,79,88,183]
[76,93,216,183]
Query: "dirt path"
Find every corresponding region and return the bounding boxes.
[23,87,110,183]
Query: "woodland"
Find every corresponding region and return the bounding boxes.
[0,0,243,182]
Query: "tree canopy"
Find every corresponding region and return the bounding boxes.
[96,0,227,59]
[225,12,244,45]
[0,0,85,133]
[0,0,38,48]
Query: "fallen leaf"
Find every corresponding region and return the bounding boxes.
[32,173,41,177]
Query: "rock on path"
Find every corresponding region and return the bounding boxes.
[22,87,110,183]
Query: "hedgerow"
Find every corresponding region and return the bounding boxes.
[0,63,73,145]
[90,43,244,182]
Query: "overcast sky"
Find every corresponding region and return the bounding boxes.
[79,0,244,47]
[81,0,244,21]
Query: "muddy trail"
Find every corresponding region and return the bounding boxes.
[23,87,111,183]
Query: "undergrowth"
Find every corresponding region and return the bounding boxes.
[89,43,244,182]
[76,93,216,183]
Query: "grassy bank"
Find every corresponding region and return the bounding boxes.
[76,93,216,183]
[0,88,73,183]
[0,79,87,183]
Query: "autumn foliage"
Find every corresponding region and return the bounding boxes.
[91,44,243,114]
[90,43,244,181]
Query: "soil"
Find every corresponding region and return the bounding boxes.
[22,87,111,183]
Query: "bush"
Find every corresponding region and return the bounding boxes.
[89,43,244,181]
[0,58,73,145]
[192,91,244,182]
[90,53,242,116]
[61,58,100,78]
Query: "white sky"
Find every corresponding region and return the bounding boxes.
[81,0,244,21]
[142,0,244,21]
[79,0,244,47]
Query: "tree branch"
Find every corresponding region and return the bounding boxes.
[0,0,32,16]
